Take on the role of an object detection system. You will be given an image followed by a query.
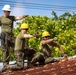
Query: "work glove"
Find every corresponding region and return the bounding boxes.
[53,37,57,41]
[33,34,40,38]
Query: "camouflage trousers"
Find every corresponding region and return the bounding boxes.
[1,32,15,67]
[31,53,54,65]
[14,49,35,70]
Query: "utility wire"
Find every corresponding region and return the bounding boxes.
[1,0,76,9]
[0,0,76,12]
[0,4,74,12]
[0,0,75,9]
[1,1,76,9]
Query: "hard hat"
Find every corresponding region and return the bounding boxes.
[2,5,11,11]
[42,31,50,37]
[21,23,29,29]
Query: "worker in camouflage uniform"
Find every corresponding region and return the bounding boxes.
[9,23,37,71]
[0,4,28,72]
[31,31,65,65]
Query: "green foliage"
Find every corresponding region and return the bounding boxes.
[2,12,76,61]
[0,47,2,61]
[14,12,76,58]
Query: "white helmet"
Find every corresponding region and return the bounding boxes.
[2,4,11,11]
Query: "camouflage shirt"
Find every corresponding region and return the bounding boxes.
[40,41,58,57]
[14,32,26,50]
[0,16,16,33]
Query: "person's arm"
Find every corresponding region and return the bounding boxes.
[42,37,57,45]
[24,34,34,38]
[15,15,29,20]
[56,44,65,56]
[23,33,39,38]
[42,39,54,45]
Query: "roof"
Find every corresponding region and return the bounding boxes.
[0,56,76,75]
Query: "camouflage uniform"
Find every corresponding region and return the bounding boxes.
[31,41,58,65]
[14,32,35,70]
[0,16,16,71]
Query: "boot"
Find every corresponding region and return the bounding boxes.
[1,65,8,72]
[1,65,12,73]
[9,66,24,71]
[33,62,39,66]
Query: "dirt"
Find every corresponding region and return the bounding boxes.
[0,58,76,75]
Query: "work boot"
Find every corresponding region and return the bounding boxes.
[33,62,39,66]
[5,65,25,72]
[1,65,8,72]
[8,66,16,70]
[2,69,12,73]
[9,66,23,71]
[1,65,13,73]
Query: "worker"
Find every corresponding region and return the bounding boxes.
[31,31,66,65]
[0,4,29,72]
[8,23,38,71]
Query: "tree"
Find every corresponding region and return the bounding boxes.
[14,12,76,58]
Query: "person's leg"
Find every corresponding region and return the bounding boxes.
[45,57,54,64]
[9,36,15,51]
[25,49,35,68]
[14,50,24,70]
[1,44,10,72]
[1,32,13,72]
[31,53,45,66]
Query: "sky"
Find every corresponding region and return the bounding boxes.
[0,0,76,17]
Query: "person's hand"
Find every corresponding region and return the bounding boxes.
[63,54,68,58]
[33,34,40,38]
[53,37,57,41]
[23,15,29,18]
[30,48,35,50]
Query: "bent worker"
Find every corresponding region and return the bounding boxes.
[9,23,38,71]
[0,4,29,72]
[31,31,66,65]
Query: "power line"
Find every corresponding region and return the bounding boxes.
[1,0,76,9]
[0,0,76,12]
[0,0,76,9]
[1,4,74,12]
[2,0,76,9]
